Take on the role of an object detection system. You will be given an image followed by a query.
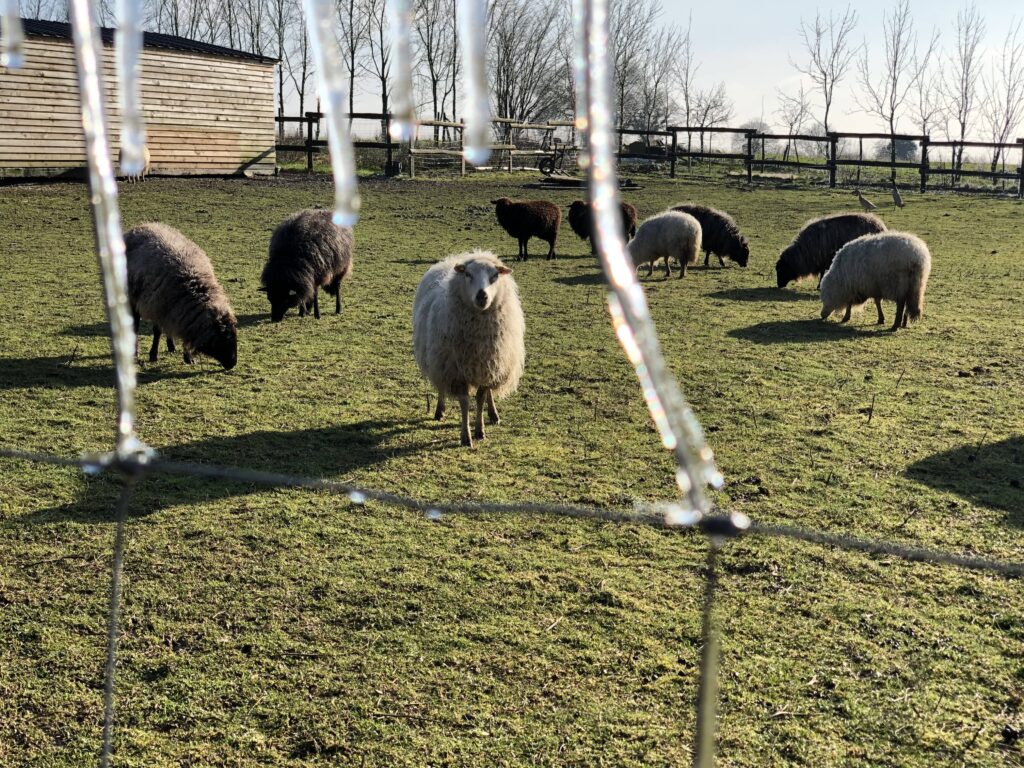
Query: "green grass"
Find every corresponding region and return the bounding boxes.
[1,173,1022,767]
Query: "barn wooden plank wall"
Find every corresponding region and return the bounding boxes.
[0,36,275,177]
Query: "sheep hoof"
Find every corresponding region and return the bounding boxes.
[461,434,473,447]
[488,414,500,426]
[474,428,485,440]
[148,352,158,363]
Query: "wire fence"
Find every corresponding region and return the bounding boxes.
[2,1,1023,767]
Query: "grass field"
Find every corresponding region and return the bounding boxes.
[1,172,1022,767]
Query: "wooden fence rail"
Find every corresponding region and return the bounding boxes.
[274,112,1024,196]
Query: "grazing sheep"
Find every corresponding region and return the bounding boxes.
[490,197,560,261]
[567,200,639,254]
[125,223,237,369]
[118,145,151,183]
[671,203,750,268]
[260,209,354,322]
[627,211,702,279]
[413,250,525,447]
[819,232,931,332]
[775,212,887,288]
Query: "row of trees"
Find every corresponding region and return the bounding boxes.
[784,1,1024,174]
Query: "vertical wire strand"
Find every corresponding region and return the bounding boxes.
[692,542,721,768]
[100,479,136,768]
[579,0,722,516]
[68,0,144,458]
[115,0,147,175]
[389,0,416,141]
[1,0,23,68]
[570,0,588,168]
[457,0,490,165]
[302,0,361,226]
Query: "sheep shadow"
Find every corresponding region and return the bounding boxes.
[906,437,1024,525]
[24,419,430,524]
[0,355,210,390]
[554,271,607,287]
[707,287,818,303]
[727,319,868,344]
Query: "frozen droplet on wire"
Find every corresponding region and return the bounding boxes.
[425,508,443,522]
[115,0,146,176]
[302,0,361,226]
[0,1,24,69]
[388,0,416,142]
[458,0,490,166]
[348,490,367,505]
[664,504,701,528]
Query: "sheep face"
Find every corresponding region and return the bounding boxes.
[261,284,303,322]
[453,259,512,312]
[199,313,238,369]
[490,197,512,210]
[731,237,751,267]
[775,254,796,288]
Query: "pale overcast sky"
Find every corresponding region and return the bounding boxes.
[668,0,1022,133]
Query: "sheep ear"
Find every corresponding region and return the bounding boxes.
[454,262,466,273]
[497,265,512,275]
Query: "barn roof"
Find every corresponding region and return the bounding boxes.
[21,18,278,64]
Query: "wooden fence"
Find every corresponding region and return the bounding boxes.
[274,113,1024,196]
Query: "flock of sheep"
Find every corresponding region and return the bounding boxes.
[121,191,931,447]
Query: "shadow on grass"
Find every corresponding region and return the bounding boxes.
[554,271,607,287]
[727,319,874,344]
[26,419,431,524]
[0,355,211,389]
[707,287,818,302]
[906,436,1024,524]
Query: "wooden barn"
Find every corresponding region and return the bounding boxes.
[0,19,277,178]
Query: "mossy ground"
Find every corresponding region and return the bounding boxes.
[0,172,1022,767]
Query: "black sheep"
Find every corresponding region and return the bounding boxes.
[671,203,750,267]
[260,209,354,322]
[775,212,887,288]
[490,197,560,260]
[567,200,639,254]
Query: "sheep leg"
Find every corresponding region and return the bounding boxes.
[645,261,653,278]
[183,349,193,365]
[874,298,885,325]
[840,306,851,323]
[312,289,320,320]
[486,389,500,425]
[718,254,726,268]
[521,239,529,261]
[132,310,140,357]
[676,259,685,279]
[891,299,905,332]
[149,326,162,362]
[166,336,176,353]
[703,251,710,267]
[667,257,674,278]
[474,389,487,441]
[458,395,473,447]
[331,277,343,314]
[434,390,446,420]
[547,238,555,260]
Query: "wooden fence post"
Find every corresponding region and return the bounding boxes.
[919,136,929,193]
[745,132,753,184]
[1017,139,1024,199]
[384,113,393,175]
[670,130,677,178]
[828,133,838,188]
[306,114,314,172]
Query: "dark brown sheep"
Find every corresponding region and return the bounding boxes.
[776,212,887,288]
[567,200,639,254]
[125,223,238,370]
[671,203,749,267]
[490,197,560,261]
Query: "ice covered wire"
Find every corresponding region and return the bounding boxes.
[1,0,24,68]
[457,0,490,165]
[116,0,147,175]
[302,0,361,226]
[388,0,416,141]
[69,0,144,457]
[578,0,723,517]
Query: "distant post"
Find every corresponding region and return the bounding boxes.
[670,129,678,179]
[1017,139,1024,199]
[306,114,314,172]
[828,133,838,188]
[919,136,929,193]
[745,132,753,184]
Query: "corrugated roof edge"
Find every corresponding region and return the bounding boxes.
[21,18,279,64]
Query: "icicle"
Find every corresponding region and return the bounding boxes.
[457,0,490,165]
[1,0,24,69]
[570,0,589,168]
[302,0,361,226]
[389,0,416,141]
[68,0,144,457]
[580,0,721,515]
[116,0,147,176]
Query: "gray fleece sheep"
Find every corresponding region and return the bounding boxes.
[627,211,702,279]
[820,232,931,331]
[490,197,560,261]
[125,223,238,369]
[776,212,887,288]
[260,209,354,322]
[413,250,525,447]
[671,203,750,267]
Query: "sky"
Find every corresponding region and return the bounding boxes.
[670,0,1023,133]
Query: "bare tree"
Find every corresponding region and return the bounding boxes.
[284,4,313,118]
[415,0,456,139]
[912,47,945,136]
[337,0,367,119]
[794,7,858,135]
[857,0,937,179]
[982,20,1024,174]
[363,0,392,134]
[267,0,291,134]
[635,26,681,138]
[942,3,985,177]
[776,83,812,161]
[677,13,699,155]
[693,82,733,153]
[608,0,660,132]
